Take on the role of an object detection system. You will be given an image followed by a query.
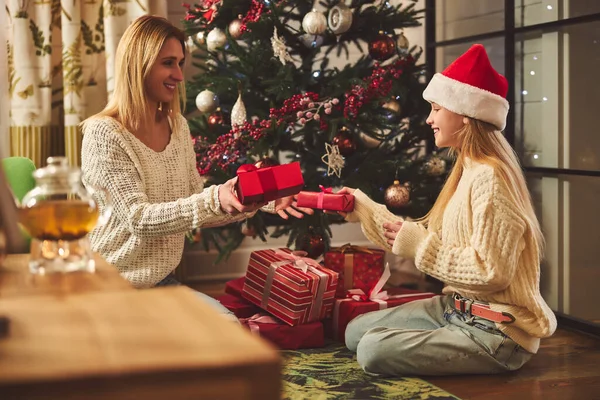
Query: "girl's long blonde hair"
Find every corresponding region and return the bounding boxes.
[82,15,186,133]
[421,118,544,255]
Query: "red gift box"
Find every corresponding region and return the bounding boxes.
[324,244,385,298]
[235,162,304,205]
[240,313,325,350]
[216,294,262,318]
[242,248,338,326]
[325,287,438,342]
[224,277,245,297]
[296,186,354,212]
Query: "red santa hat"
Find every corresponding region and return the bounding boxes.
[423,44,509,131]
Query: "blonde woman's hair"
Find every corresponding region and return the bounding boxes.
[82,15,186,133]
[421,118,544,255]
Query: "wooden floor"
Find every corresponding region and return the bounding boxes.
[428,328,600,400]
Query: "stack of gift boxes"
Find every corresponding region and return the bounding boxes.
[216,162,438,349]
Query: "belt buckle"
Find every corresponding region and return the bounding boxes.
[454,294,472,316]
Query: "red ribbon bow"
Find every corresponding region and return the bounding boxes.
[317,185,333,209]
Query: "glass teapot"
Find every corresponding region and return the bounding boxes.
[18,157,111,274]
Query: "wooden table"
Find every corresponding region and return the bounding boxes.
[0,255,281,399]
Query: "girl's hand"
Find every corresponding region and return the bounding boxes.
[218,177,266,215]
[334,187,356,218]
[274,195,314,220]
[383,221,403,246]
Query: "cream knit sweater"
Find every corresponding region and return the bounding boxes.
[81,114,268,288]
[347,159,557,353]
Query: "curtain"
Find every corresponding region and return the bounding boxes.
[6,0,167,167]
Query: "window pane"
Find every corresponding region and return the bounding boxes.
[527,173,600,325]
[435,0,504,41]
[515,0,600,28]
[515,21,600,171]
[435,38,505,74]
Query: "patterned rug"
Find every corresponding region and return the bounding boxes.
[281,344,460,400]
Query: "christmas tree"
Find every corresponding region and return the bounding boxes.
[182,0,448,262]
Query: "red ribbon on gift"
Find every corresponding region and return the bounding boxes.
[240,313,280,334]
[237,164,278,201]
[317,185,333,209]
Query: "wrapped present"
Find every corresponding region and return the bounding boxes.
[216,294,262,319]
[324,263,438,341]
[242,248,338,326]
[235,162,304,205]
[224,277,246,297]
[240,313,325,350]
[296,186,354,212]
[324,243,385,298]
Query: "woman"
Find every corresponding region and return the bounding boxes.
[337,44,556,376]
[80,16,310,314]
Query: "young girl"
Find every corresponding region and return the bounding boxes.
[337,44,556,376]
[80,16,310,314]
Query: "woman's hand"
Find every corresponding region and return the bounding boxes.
[218,177,266,215]
[274,195,314,220]
[383,221,403,246]
[334,187,356,218]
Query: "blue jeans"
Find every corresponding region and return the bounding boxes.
[345,294,532,376]
[155,275,237,321]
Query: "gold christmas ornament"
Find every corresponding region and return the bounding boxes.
[328,2,353,35]
[302,9,327,36]
[382,99,401,114]
[359,132,382,148]
[228,17,244,39]
[195,90,219,113]
[206,28,227,52]
[425,155,447,176]
[384,180,410,208]
[397,32,410,50]
[231,91,247,127]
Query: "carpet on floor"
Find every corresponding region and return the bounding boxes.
[281,344,459,400]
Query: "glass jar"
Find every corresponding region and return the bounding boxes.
[18,157,111,274]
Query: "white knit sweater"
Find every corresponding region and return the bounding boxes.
[81,114,266,288]
[347,159,557,353]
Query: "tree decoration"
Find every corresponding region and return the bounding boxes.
[328,2,353,36]
[384,180,410,208]
[196,90,219,113]
[332,127,357,157]
[296,97,339,124]
[295,229,325,259]
[300,34,324,49]
[397,31,410,51]
[424,154,447,176]
[207,108,224,127]
[196,31,206,44]
[271,27,293,65]
[368,31,396,61]
[229,16,244,39]
[231,91,247,127]
[382,99,401,113]
[321,143,345,178]
[302,9,327,35]
[359,131,382,148]
[206,27,227,52]
[255,156,279,169]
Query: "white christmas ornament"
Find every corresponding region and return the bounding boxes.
[302,9,327,35]
[271,27,293,65]
[328,3,353,35]
[231,92,247,127]
[196,31,206,44]
[195,90,219,113]
[229,17,244,39]
[206,28,227,52]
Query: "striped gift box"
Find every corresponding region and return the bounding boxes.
[242,248,338,326]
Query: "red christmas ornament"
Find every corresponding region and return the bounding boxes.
[296,230,325,259]
[368,32,396,61]
[208,108,224,127]
[254,156,279,169]
[332,128,357,157]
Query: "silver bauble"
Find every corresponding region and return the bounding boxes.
[328,3,353,35]
[195,90,219,113]
[206,28,227,52]
[302,9,327,35]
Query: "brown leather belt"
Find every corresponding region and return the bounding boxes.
[453,294,515,324]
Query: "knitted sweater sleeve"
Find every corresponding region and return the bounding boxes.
[343,189,404,252]
[81,118,249,238]
[392,171,527,293]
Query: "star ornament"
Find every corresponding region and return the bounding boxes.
[321,143,345,178]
